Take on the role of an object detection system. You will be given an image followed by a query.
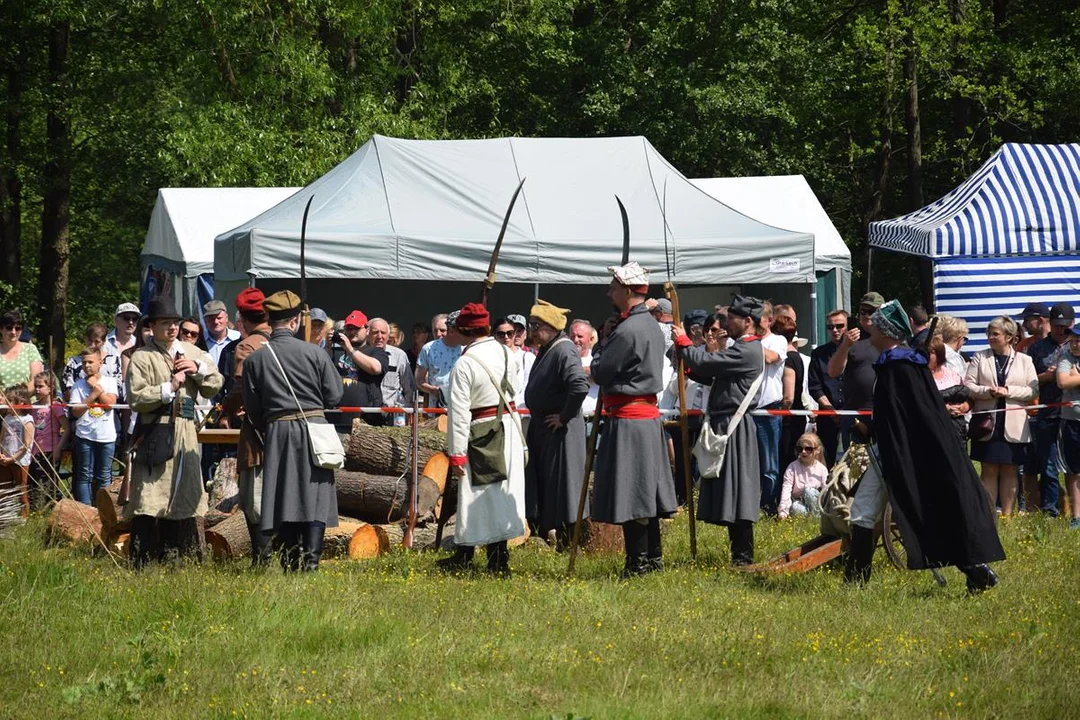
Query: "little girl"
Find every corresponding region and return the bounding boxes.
[778,432,829,520]
[29,371,70,508]
[0,386,36,516]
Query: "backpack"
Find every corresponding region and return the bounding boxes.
[819,444,870,539]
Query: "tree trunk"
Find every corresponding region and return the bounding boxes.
[377,520,455,551]
[335,468,444,524]
[323,519,365,559]
[46,499,102,546]
[38,22,72,374]
[0,48,21,286]
[203,511,250,560]
[344,422,446,475]
[903,20,934,312]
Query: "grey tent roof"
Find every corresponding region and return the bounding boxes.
[214,135,815,285]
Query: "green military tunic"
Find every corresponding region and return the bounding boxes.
[123,340,223,520]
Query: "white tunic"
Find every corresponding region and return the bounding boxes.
[447,337,527,546]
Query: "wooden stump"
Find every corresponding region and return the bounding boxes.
[323,519,363,559]
[46,499,103,547]
[204,511,250,561]
[508,523,531,549]
[94,487,130,543]
[582,519,624,554]
[344,421,447,475]
[376,520,453,551]
[347,523,390,559]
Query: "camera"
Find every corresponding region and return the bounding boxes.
[332,330,345,346]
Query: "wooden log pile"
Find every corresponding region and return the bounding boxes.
[344,421,447,475]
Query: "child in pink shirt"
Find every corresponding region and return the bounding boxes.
[778,432,829,520]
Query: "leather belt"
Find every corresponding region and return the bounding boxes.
[268,409,325,423]
[472,402,517,421]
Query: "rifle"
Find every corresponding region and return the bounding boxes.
[662,180,697,560]
[403,390,420,549]
[567,195,630,575]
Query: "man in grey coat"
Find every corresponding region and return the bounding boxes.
[524,299,590,549]
[673,295,765,566]
[592,262,678,577]
[242,290,344,572]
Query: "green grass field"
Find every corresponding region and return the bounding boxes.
[1,512,1077,719]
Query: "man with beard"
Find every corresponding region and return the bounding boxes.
[845,299,1005,593]
[523,300,589,549]
[591,262,678,577]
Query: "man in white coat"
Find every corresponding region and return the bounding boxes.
[438,302,527,577]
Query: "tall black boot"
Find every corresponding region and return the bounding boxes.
[436,544,475,573]
[276,523,303,573]
[302,522,326,572]
[619,521,649,580]
[728,520,754,567]
[248,524,274,568]
[646,517,663,572]
[485,541,511,578]
[129,515,160,570]
[960,564,999,594]
[844,525,875,585]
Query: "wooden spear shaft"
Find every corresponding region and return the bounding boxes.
[567,389,601,575]
[666,281,697,560]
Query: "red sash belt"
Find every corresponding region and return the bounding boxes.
[472,402,517,421]
[602,393,660,420]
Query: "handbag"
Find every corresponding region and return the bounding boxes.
[464,344,528,485]
[693,345,765,479]
[265,342,345,470]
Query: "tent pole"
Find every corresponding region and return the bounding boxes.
[810,282,818,348]
[534,283,540,303]
[866,247,873,290]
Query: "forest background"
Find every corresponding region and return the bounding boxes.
[2,0,1078,368]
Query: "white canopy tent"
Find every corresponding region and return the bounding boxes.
[141,187,300,316]
[214,136,817,335]
[691,175,851,340]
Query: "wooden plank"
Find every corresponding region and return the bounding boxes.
[739,535,843,575]
[197,429,240,445]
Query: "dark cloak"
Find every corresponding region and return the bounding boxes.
[872,347,1005,569]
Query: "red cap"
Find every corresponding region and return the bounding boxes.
[235,288,265,313]
[456,302,490,330]
[344,310,368,328]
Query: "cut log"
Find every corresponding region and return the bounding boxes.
[203,510,233,529]
[376,521,453,551]
[323,519,363,560]
[111,532,130,558]
[335,470,443,524]
[209,457,239,512]
[582,519,624,554]
[204,511,251,561]
[46,499,103,546]
[344,421,447,475]
[348,523,390,559]
[507,523,531,549]
[94,487,130,543]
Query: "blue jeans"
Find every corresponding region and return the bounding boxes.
[73,437,115,505]
[1025,419,1061,515]
[755,414,782,513]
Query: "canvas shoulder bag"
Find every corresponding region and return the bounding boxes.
[265,342,345,470]
[463,344,528,485]
[693,345,766,479]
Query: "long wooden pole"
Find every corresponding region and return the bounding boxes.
[666,282,697,560]
[567,389,601,575]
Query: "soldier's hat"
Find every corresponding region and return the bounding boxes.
[146,296,181,321]
[264,290,303,321]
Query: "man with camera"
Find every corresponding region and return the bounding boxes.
[329,310,389,431]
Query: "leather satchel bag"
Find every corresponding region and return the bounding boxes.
[465,344,527,485]
[693,345,765,479]
[266,343,345,470]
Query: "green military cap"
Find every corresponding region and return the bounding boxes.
[264,290,302,321]
[859,291,885,309]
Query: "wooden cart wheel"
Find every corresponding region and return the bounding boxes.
[881,502,907,570]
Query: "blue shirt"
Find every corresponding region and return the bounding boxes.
[1028,337,1066,421]
[417,339,462,404]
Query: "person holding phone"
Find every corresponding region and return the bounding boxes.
[807,309,848,466]
[827,292,884,447]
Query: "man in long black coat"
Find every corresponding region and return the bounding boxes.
[846,299,1005,592]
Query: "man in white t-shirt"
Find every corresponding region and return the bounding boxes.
[569,319,598,416]
[68,348,118,505]
[754,301,787,515]
[506,314,536,408]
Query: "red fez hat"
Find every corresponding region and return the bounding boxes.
[344,310,368,328]
[235,288,266,313]
[456,302,490,330]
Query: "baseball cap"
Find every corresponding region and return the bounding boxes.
[310,307,328,323]
[344,310,368,328]
[654,298,673,315]
[507,314,527,329]
[115,302,140,317]
[1020,302,1049,319]
[1049,302,1075,327]
[859,292,885,309]
[202,299,228,316]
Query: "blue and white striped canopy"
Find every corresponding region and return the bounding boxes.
[934,256,1080,353]
[869,143,1080,258]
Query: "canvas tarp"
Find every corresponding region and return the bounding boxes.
[214,135,816,287]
